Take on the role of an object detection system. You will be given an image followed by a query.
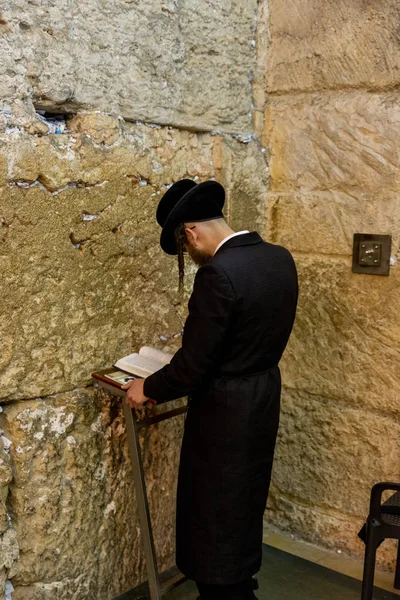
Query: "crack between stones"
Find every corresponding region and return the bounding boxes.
[2,113,261,151]
[0,385,96,406]
[9,178,111,195]
[269,484,365,524]
[8,175,174,198]
[291,250,351,259]
[1,117,254,143]
[267,82,400,98]
[250,0,269,139]
[269,196,279,243]
[282,384,400,421]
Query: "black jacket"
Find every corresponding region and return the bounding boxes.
[144,232,298,584]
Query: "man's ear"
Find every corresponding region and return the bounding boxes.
[185,225,198,246]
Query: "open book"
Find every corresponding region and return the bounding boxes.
[114,346,173,379]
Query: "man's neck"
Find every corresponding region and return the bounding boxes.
[209,226,235,255]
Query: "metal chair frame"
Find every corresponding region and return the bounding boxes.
[361,482,400,600]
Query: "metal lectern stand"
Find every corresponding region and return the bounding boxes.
[92,371,187,600]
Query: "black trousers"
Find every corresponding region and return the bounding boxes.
[196,578,257,599]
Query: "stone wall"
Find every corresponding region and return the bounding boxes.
[0,0,269,595]
[0,117,205,599]
[1,0,400,597]
[0,0,270,596]
[1,389,189,600]
[0,109,267,599]
[264,0,400,571]
[0,0,259,134]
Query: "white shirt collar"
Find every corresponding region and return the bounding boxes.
[214,231,250,255]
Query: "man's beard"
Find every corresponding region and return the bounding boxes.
[187,246,211,266]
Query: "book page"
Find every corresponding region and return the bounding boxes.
[105,371,136,385]
[139,346,174,366]
[114,353,167,378]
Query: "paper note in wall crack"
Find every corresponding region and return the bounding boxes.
[5,580,14,600]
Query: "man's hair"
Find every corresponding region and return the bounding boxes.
[175,222,187,294]
[174,218,226,293]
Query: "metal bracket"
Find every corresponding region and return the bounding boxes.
[352,234,392,276]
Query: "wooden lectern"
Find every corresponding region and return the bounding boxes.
[92,369,187,600]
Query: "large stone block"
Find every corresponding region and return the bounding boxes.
[1,119,216,190]
[0,0,258,133]
[265,489,398,570]
[263,92,400,194]
[267,0,400,93]
[280,256,400,416]
[0,121,215,401]
[216,136,269,233]
[271,388,400,520]
[0,388,184,600]
[266,191,400,256]
[67,114,121,146]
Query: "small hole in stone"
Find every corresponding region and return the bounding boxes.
[35,109,74,134]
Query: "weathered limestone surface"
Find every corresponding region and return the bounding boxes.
[0,388,185,600]
[216,135,269,233]
[0,0,271,594]
[0,109,268,597]
[0,441,12,533]
[264,95,400,564]
[271,389,400,519]
[0,117,216,402]
[0,440,19,595]
[267,0,400,93]
[2,0,400,591]
[263,92,400,195]
[264,0,400,573]
[0,0,258,133]
[266,482,398,571]
[263,90,400,418]
[267,191,400,257]
[281,258,400,415]
[0,119,267,403]
[0,528,18,598]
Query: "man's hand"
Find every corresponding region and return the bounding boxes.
[121,378,152,410]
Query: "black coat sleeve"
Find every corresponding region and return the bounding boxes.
[143,262,235,403]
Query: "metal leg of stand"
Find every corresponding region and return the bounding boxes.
[122,401,162,600]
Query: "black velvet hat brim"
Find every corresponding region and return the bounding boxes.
[156,179,196,227]
[160,180,225,255]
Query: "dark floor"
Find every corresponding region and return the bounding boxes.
[166,545,398,600]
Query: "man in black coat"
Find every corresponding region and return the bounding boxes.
[123,180,298,600]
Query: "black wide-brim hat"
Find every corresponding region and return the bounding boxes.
[156,179,225,255]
